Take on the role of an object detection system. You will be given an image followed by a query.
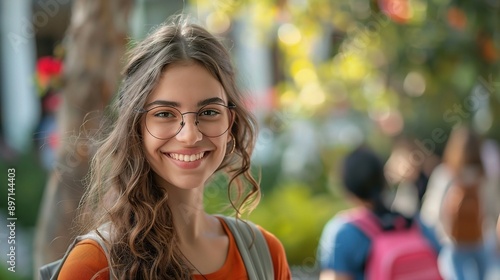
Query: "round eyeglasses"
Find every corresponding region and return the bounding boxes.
[138,103,235,140]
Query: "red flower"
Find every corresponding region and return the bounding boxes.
[36,56,63,90]
[42,93,61,113]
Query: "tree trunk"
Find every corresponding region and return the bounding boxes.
[34,0,132,274]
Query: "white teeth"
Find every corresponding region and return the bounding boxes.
[169,152,204,162]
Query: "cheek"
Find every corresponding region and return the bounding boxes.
[219,135,230,154]
[142,125,159,159]
[214,137,230,164]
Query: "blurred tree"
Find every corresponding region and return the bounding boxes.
[34,0,132,273]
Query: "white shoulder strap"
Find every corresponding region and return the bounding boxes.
[218,215,274,279]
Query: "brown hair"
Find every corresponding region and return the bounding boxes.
[442,124,484,176]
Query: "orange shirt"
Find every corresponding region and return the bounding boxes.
[58,218,291,279]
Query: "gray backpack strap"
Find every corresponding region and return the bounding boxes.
[39,224,112,280]
[218,215,274,280]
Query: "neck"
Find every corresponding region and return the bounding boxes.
[166,186,214,242]
[348,195,375,210]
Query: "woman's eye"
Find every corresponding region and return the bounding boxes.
[153,111,175,118]
[200,109,219,116]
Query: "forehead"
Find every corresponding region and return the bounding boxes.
[146,62,227,106]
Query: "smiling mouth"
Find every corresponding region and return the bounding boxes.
[168,152,206,162]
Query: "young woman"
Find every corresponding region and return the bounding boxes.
[428,125,490,280]
[57,17,291,279]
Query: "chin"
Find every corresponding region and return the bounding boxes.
[170,180,206,190]
[153,171,211,191]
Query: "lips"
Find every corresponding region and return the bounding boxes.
[167,151,206,162]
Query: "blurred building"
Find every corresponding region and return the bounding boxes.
[1,0,40,155]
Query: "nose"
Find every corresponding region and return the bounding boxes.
[175,113,203,144]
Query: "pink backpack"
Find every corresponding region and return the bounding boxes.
[345,209,443,280]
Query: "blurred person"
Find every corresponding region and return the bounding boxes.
[421,125,497,280]
[385,137,440,217]
[42,17,291,279]
[317,146,441,280]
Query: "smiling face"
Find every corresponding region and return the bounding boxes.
[142,62,232,191]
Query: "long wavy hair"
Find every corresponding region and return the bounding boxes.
[443,124,484,177]
[79,16,260,279]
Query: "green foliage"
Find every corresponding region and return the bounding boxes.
[0,267,28,280]
[248,183,349,265]
[0,150,46,228]
[193,0,500,139]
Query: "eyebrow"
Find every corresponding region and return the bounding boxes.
[144,97,226,109]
